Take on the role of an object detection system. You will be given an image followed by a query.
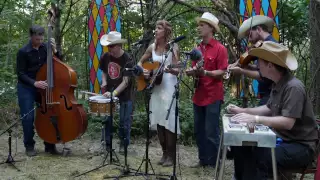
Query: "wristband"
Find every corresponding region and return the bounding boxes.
[255,115,260,124]
[112,90,118,96]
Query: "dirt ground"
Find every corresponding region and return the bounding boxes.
[0,131,233,180]
[0,132,314,180]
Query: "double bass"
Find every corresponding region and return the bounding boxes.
[35,10,87,144]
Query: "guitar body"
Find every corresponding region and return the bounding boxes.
[137,61,162,91]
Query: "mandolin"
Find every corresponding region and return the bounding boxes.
[193,59,205,88]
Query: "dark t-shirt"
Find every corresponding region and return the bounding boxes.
[256,35,278,98]
[267,73,318,152]
[99,52,134,102]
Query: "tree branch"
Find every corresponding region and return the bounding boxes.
[166,9,193,21]
[61,0,74,35]
[0,0,7,15]
[169,0,238,35]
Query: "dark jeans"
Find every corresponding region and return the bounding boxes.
[233,142,314,180]
[17,83,54,149]
[193,100,221,165]
[101,100,133,147]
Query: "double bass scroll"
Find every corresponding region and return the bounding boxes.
[34,9,88,144]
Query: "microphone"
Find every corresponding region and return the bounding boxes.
[132,39,148,46]
[125,65,143,76]
[167,35,186,45]
[182,48,202,61]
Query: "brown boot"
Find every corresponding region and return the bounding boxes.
[157,125,167,165]
[162,129,176,167]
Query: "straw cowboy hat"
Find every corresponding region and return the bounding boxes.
[196,12,220,33]
[238,15,274,39]
[100,31,127,46]
[245,41,298,71]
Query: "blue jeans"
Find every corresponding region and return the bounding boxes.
[234,142,314,180]
[193,100,222,165]
[17,83,36,149]
[102,101,133,147]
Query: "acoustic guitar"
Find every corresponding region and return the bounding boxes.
[136,61,162,91]
[136,60,187,91]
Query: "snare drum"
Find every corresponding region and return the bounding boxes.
[88,96,119,116]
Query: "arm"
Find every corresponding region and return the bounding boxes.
[101,72,107,88]
[257,116,295,130]
[113,76,129,96]
[16,50,36,86]
[243,105,272,116]
[137,45,152,67]
[240,69,261,80]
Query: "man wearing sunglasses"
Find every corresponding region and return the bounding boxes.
[99,31,134,154]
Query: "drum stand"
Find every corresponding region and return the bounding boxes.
[76,91,124,177]
[0,107,36,172]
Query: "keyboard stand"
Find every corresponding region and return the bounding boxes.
[214,114,278,180]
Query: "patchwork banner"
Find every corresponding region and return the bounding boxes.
[88,0,121,93]
[239,0,280,97]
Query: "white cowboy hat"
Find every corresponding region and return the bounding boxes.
[247,41,298,71]
[100,31,127,46]
[196,12,220,33]
[238,15,274,39]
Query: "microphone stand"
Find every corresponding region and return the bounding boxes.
[165,56,189,180]
[134,44,175,180]
[0,106,36,172]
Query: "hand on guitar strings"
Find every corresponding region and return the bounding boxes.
[185,66,201,77]
[143,68,150,79]
[34,80,48,89]
[227,66,243,75]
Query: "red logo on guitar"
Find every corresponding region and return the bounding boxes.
[108,62,121,79]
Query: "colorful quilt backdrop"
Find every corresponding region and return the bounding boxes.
[88,0,121,93]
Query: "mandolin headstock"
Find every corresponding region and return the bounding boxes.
[47,8,55,27]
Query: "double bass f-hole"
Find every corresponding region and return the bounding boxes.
[60,95,72,110]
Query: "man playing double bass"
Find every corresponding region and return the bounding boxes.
[16,25,62,156]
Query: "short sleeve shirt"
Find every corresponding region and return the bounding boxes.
[192,38,229,106]
[267,73,318,152]
[99,52,134,102]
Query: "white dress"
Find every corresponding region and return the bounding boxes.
[149,44,181,134]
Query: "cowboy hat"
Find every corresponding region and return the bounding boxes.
[196,12,220,33]
[238,15,274,39]
[100,31,127,46]
[246,41,298,71]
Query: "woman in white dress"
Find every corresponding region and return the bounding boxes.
[138,20,181,167]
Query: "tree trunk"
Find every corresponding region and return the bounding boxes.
[51,0,64,55]
[309,0,320,115]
